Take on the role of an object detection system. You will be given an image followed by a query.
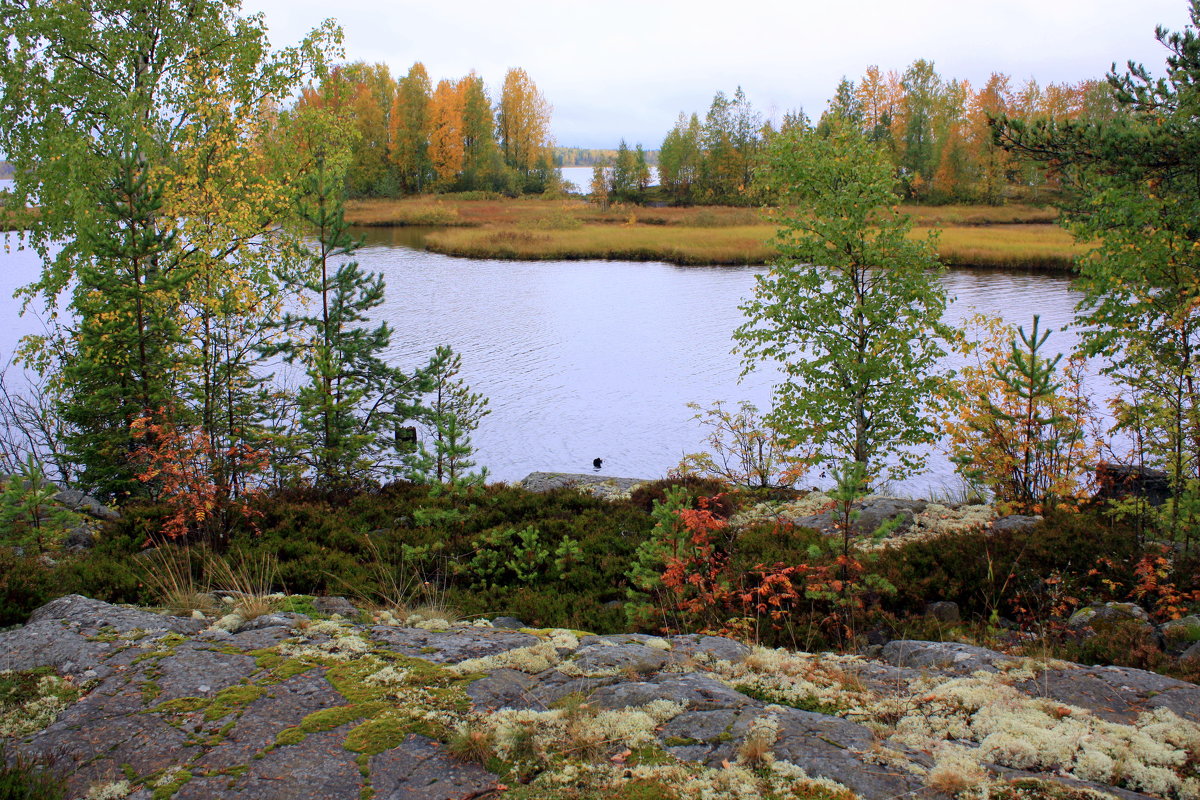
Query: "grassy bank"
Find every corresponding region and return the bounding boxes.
[424,220,1082,271]
[347,196,1081,271]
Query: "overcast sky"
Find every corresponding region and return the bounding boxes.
[241,0,1192,148]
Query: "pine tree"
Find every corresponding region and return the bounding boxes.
[61,151,188,499]
[403,346,489,485]
[270,155,421,486]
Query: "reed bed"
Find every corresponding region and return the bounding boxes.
[425,220,1082,271]
[927,224,1084,271]
[346,196,1055,230]
[898,203,1060,226]
[424,224,778,266]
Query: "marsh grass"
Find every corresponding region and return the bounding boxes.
[426,222,1082,270]
[898,203,1059,226]
[929,224,1084,271]
[425,224,777,265]
[346,196,1077,269]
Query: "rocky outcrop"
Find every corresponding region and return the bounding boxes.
[519,471,646,499]
[3,597,1199,800]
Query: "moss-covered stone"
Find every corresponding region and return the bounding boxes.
[205,684,266,720]
[153,696,209,716]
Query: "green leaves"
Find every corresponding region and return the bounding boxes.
[735,120,950,487]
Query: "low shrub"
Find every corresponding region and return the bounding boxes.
[0,551,56,627]
[0,745,67,800]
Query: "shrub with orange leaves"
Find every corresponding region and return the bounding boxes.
[1131,545,1200,621]
[130,408,268,544]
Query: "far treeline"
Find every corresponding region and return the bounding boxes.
[317,57,1117,208]
[646,66,1118,207]
[301,61,560,198]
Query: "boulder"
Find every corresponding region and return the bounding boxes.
[991,514,1041,534]
[881,639,1016,673]
[924,600,960,623]
[1067,602,1152,630]
[52,488,121,521]
[1095,463,1171,507]
[310,596,358,618]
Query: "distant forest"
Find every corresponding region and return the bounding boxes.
[554,147,659,167]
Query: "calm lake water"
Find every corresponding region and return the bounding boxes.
[0,206,1101,495]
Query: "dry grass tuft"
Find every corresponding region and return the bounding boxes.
[447,725,494,764]
[207,549,278,620]
[135,545,215,616]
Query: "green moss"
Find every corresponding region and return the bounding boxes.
[732,684,846,716]
[150,768,192,800]
[258,658,314,684]
[204,684,266,720]
[131,650,166,665]
[343,712,420,755]
[274,727,306,746]
[302,702,388,733]
[275,595,320,617]
[627,745,677,767]
[661,736,699,747]
[157,632,188,648]
[419,647,438,654]
[139,681,163,704]
[87,626,120,643]
[152,696,210,716]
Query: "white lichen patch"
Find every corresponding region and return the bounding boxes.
[153,767,186,788]
[913,503,996,535]
[407,616,454,630]
[448,641,562,675]
[473,698,686,765]
[872,670,1200,800]
[364,665,411,687]
[277,620,372,662]
[711,646,873,714]
[0,671,78,739]
[84,780,131,800]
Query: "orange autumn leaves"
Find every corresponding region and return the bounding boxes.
[298,61,552,194]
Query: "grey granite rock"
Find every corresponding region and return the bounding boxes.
[369,625,540,663]
[881,639,1016,674]
[370,734,498,799]
[991,514,1042,533]
[311,596,358,618]
[924,600,961,623]
[3,596,1197,800]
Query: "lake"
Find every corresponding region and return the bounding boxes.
[559,166,659,193]
[0,215,1100,496]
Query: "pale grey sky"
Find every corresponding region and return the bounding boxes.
[241,0,1193,148]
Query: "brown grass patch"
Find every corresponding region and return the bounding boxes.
[345,196,1079,270]
[923,224,1085,271]
[899,203,1059,226]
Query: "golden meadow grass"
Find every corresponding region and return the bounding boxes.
[351,196,1081,270]
[424,220,1083,271]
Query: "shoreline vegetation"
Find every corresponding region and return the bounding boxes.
[344,196,1084,271]
[0,192,1083,271]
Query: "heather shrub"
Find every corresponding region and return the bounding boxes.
[870,510,1143,622]
[0,550,56,627]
